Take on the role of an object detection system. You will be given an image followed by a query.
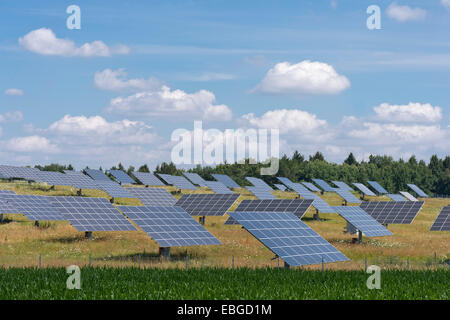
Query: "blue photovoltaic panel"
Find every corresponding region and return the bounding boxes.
[0,199,18,213]
[0,194,64,221]
[109,170,135,184]
[289,183,336,213]
[63,170,98,189]
[204,181,233,194]
[335,189,361,204]
[399,191,418,202]
[368,181,388,194]
[332,181,354,191]
[35,171,73,186]
[277,177,295,188]
[228,211,348,267]
[246,186,277,200]
[183,173,208,187]
[0,165,41,181]
[352,183,376,197]
[132,172,165,186]
[300,182,321,192]
[49,196,136,232]
[360,201,424,224]
[0,190,16,194]
[176,194,239,216]
[245,177,273,190]
[332,206,392,237]
[430,206,450,231]
[85,169,111,181]
[158,174,197,190]
[118,206,221,247]
[407,184,429,198]
[312,179,335,192]
[95,181,134,198]
[126,187,176,206]
[230,198,313,220]
[212,174,240,189]
[387,194,407,202]
[274,184,287,191]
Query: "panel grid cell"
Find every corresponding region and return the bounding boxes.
[176,194,239,216]
[126,187,176,206]
[360,201,424,224]
[0,194,64,221]
[332,206,392,237]
[387,194,407,202]
[430,206,450,231]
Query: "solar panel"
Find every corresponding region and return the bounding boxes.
[332,206,392,237]
[85,169,111,181]
[95,181,134,198]
[132,172,165,186]
[246,186,277,200]
[49,196,136,231]
[35,171,73,186]
[430,206,450,231]
[0,165,41,181]
[277,177,295,188]
[63,170,98,189]
[176,194,239,216]
[274,184,287,191]
[109,170,135,184]
[352,183,376,197]
[126,187,176,206]
[118,206,221,247]
[158,174,197,190]
[399,191,418,202]
[245,177,273,190]
[0,199,19,213]
[360,201,424,224]
[183,173,208,187]
[335,189,361,204]
[387,194,407,202]
[204,181,233,194]
[228,211,348,267]
[368,181,388,194]
[407,184,428,198]
[0,194,64,221]
[0,190,16,194]
[300,182,321,192]
[288,183,336,213]
[332,181,354,191]
[312,179,335,192]
[212,174,240,188]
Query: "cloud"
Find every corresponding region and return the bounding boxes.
[19,28,130,57]
[4,88,24,96]
[373,102,442,123]
[0,111,23,123]
[253,60,350,95]
[3,135,58,153]
[442,0,450,10]
[386,3,426,22]
[106,85,232,121]
[94,69,162,92]
[177,73,236,82]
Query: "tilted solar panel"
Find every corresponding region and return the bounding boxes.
[430,206,450,231]
[95,181,134,198]
[228,211,348,267]
[0,190,16,194]
[335,189,361,204]
[126,187,176,206]
[132,172,165,186]
[35,171,73,186]
[212,174,240,188]
[85,169,111,181]
[118,206,221,247]
[0,165,41,181]
[312,179,335,192]
[63,170,98,189]
[399,191,418,202]
[332,206,392,237]
[183,173,208,187]
[332,181,354,191]
[300,182,321,192]
[274,184,287,191]
[176,194,239,216]
[158,174,197,190]
[352,183,376,197]
[245,177,273,190]
[289,183,336,213]
[277,177,295,188]
[360,201,424,224]
[109,170,135,184]
[204,181,233,194]
[407,184,428,198]
[368,181,388,194]
[387,194,407,202]
[0,199,19,213]
[0,194,64,221]
[246,186,277,200]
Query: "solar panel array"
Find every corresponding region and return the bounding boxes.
[132,172,165,186]
[204,181,233,194]
[158,174,197,190]
[274,184,287,191]
[228,211,348,267]
[0,199,18,213]
[288,183,336,213]
[300,182,321,192]
[332,206,392,237]
[246,186,277,200]
[277,177,295,188]
[63,170,98,189]
[332,181,354,191]
[360,201,424,224]
[387,194,407,202]
[85,169,111,181]
[0,190,16,194]
[430,206,450,231]
[312,179,336,192]
[126,187,176,206]
[109,170,135,184]
[183,173,208,187]
[212,174,240,188]
[335,189,361,204]
[0,165,40,181]
[352,183,376,197]
[35,171,73,186]
[176,194,239,216]
[118,206,221,247]
[407,184,429,198]
[399,191,418,202]
[49,196,136,231]
[0,194,64,221]
[368,181,388,194]
[245,177,273,190]
[95,181,134,198]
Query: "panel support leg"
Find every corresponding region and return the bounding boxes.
[85,231,92,239]
[159,247,171,259]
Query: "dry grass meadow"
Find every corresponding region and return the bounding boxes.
[0,181,449,270]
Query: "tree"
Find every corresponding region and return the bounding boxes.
[138,164,150,172]
[309,151,325,162]
[344,153,358,166]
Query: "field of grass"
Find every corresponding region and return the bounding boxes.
[0,267,448,299]
[0,181,449,271]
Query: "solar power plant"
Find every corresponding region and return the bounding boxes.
[332,206,392,237]
[132,172,165,186]
[35,171,73,186]
[0,165,40,181]
[387,194,407,202]
[332,181,354,191]
[335,189,361,204]
[300,182,321,192]
[118,206,221,247]
[430,206,450,231]
[245,177,273,190]
[95,181,134,198]
[63,170,98,189]
[109,170,136,185]
[288,183,336,213]
[228,211,348,267]
[399,191,418,202]
[0,194,64,221]
[407,184,429,198]
[212,174,240,189]
[231,198,313,220]
[84,169,111,181]
[277,177,295,188]
[49,196,136,231]
[312,179,336,192]
[158,174,197,190]
[352,183,376,197]
[274,184,287,191]
[176,194,239,216]
[367,181,388,194]
[183,172,208,187]
[204,181,233,194]
[360,201,424,224]
[125,187,176,206]
[246,186,277,200]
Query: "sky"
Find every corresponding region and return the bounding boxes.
[0,0,449,170]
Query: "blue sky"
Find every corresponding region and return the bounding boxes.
[0,0,449,170]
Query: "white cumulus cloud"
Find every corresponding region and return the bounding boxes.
[386,3,426,22]
[4,88,24,96]
[94,69,162,92]
[0,111,23,123]
[373,102,442,123]
[4,135,59,153]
